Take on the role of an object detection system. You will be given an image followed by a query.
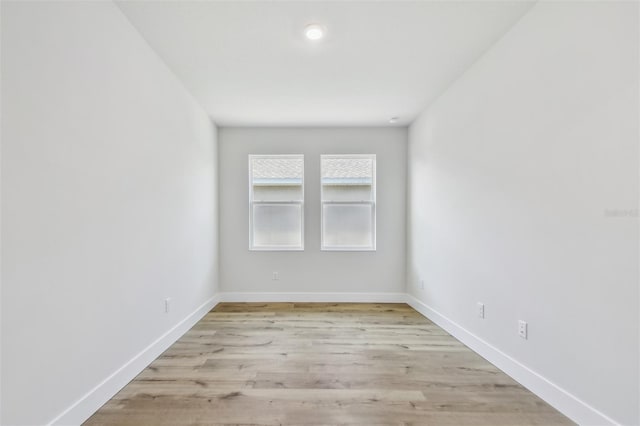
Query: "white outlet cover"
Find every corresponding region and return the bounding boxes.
[518,320,528,339]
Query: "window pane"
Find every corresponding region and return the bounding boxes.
[252,157,303,201]
[253,204,302,248]
[321,157,373,201]
[322,185,371,202]
[253,185,303,202]
[321,158,373,184]
[322,203,373,248]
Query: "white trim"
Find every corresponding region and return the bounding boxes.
[48,294,220,426]
[46,292,620,426]
[219,291,406,303]
[404,294,619,426]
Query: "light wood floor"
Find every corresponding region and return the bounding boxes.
[86,303,573,425]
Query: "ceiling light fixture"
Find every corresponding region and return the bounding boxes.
[389,117,399,124]
[304,24,325,41]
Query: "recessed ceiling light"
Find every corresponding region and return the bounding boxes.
[389,117,399,124]
[304,24,325,41]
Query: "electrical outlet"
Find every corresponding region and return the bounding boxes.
[477,302,485,319]
[164,298,171,313]
[420,280,424,290]
[518,320,528,339]
[272,271,279,281]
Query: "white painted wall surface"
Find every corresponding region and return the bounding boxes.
[407,2,639,425]
[219,127,406,297]
[1,2,219,424]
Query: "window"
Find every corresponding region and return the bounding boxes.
[321,154,376,250]
[249,155,304,250]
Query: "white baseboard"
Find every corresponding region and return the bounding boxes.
[218,291,407,303]
[46,292,617,426]
[48,294,221,426]
[404,294,618,426]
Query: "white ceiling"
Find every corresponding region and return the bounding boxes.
[116,1,534,127]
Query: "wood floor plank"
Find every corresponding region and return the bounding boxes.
[85,303,573,426]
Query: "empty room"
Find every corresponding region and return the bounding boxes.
[1,0,638,425]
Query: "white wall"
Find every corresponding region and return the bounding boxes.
[1,2,219,424]
[219,127,406,298]
[407,2,638,425]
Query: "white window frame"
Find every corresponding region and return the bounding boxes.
[320,154,376,251]
[249,154,304,251]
